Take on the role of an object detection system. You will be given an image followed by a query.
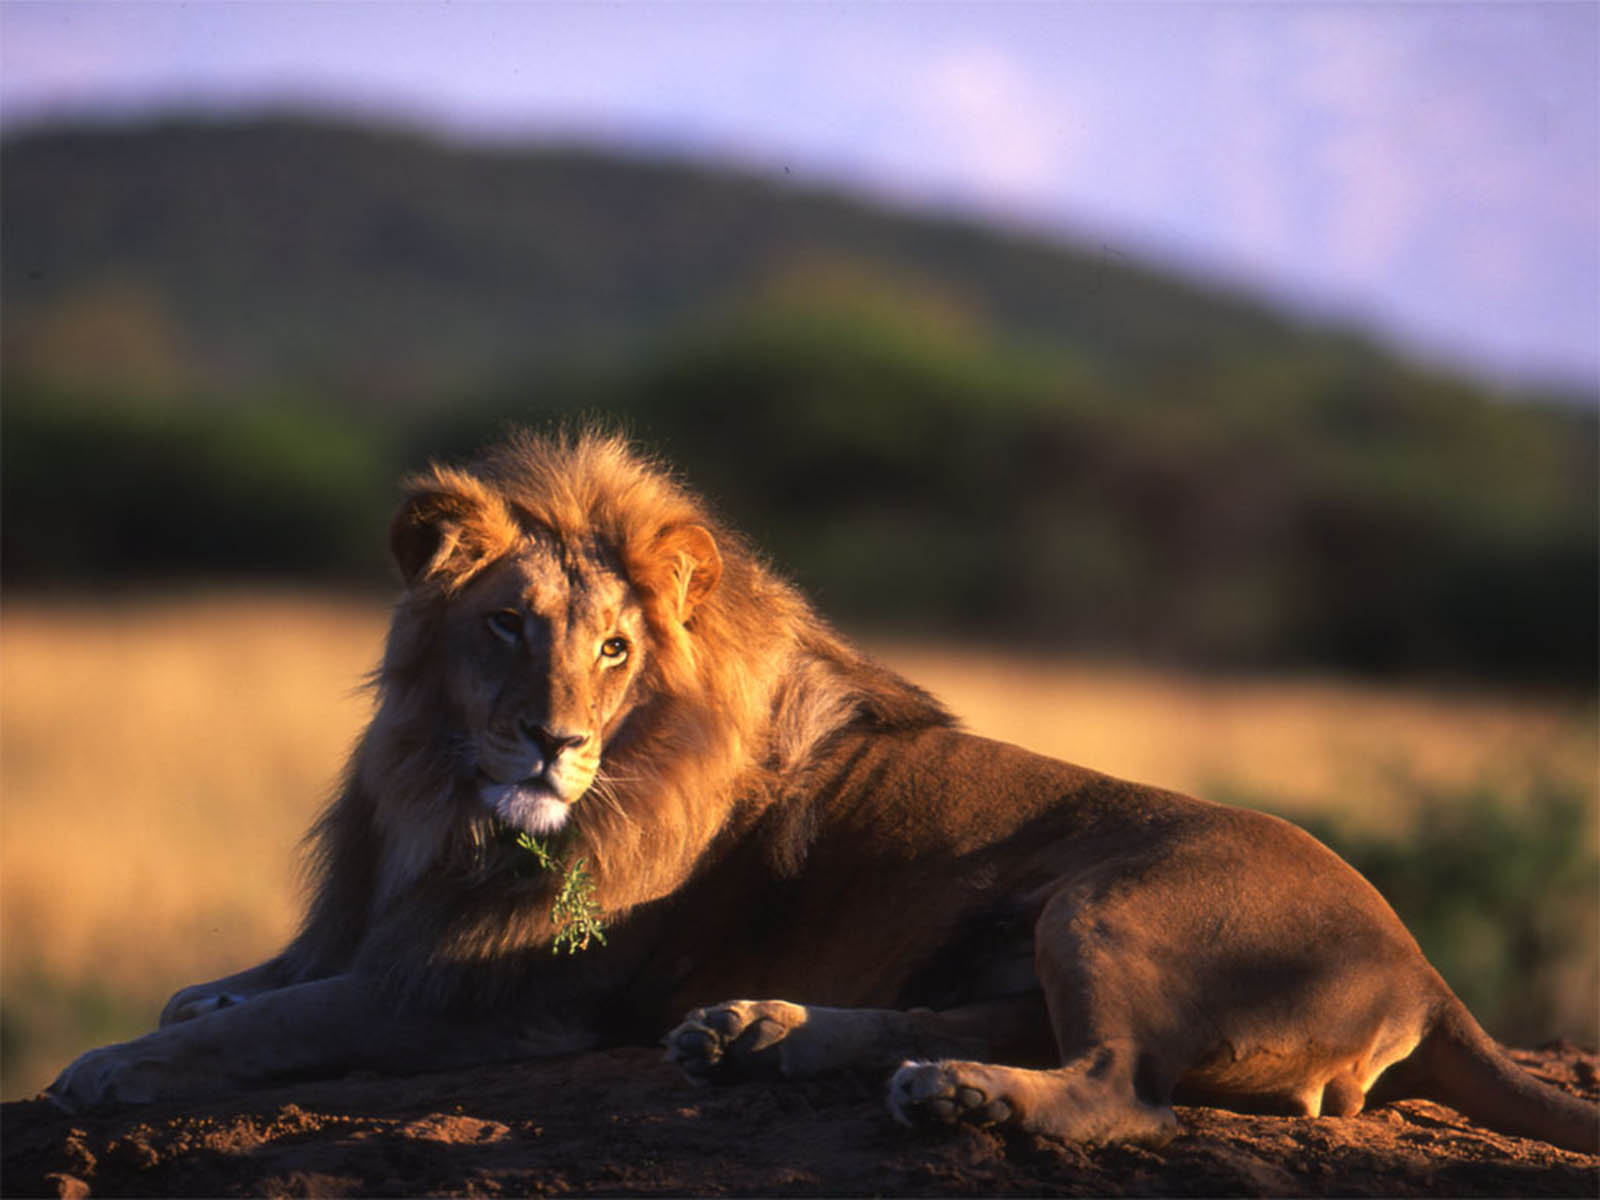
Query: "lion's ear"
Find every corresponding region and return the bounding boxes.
[390,489,469,587]
[649,523,722,620]
[390,472,517,588]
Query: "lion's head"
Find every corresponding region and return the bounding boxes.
[388,465,721,838]
[315,430,948,937]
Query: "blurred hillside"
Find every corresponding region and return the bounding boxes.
[3,115,1595,683]
[3,116,1320,403]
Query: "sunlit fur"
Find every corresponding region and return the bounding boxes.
[284,429,950,1003]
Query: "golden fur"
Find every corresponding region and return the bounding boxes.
[255,430,946,1010]
[48,431,1598,1155]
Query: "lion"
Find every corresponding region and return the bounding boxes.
[48,430,1598,1154]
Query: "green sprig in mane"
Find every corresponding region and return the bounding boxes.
[504,830,608,955]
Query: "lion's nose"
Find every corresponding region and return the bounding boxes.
[522,721,587,764]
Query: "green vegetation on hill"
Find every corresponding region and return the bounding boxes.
[2,115,1594,684]
[3,115,1334,405]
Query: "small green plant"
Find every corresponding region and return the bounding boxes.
[514,832,608,955]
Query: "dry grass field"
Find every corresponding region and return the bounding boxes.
[3,593,1595,1100]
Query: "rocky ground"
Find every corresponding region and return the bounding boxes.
[4,1044,1597,1198]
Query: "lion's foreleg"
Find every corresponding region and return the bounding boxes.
[665,995,1052,1083]
[159,955,296,1027]
[51,973,534,1112]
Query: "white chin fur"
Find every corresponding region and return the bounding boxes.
[480,780,571,835]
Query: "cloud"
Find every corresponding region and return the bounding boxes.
[916,45,1078,209]
[1291,13,1426,284]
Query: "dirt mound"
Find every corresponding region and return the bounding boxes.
[5,1044,1596,1197]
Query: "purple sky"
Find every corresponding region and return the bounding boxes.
[3,1,1596,393]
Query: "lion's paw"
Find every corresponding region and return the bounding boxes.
[888,1060,1015,1128]
[160,988,245,1027]
[664,999,808,1083]
[46,1042,176,1114]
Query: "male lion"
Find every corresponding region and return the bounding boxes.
[49,431,1598,1153]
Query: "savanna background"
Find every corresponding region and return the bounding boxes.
[2,3,1596,1110]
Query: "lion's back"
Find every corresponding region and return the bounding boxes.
[637,725,1209,1016]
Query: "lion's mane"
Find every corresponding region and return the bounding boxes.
[282,431,951,1008]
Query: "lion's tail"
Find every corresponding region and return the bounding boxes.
[1380,995,1598,1154]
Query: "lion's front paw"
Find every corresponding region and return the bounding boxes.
[46,1043,172,1114]
[160,987,245,1027]
[45,1024,231,1114]
[664,999,808,1083]
[888,1060,1015,1128]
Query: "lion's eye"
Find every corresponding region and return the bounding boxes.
[599,636,630,663]
[486,610,523,643]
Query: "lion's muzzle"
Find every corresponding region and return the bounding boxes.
[479,775,574,835]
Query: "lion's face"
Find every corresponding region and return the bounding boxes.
[444,540,648,836]
[386,449,724,847]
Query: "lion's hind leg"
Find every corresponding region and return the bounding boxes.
[885,872,1195,1145]
[912,1047,1433,1145]
[888,821,1446,1146]
[889,1045,1179,1146]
